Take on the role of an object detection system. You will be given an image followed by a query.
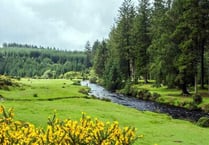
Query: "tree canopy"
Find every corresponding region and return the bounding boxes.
[92,0,209,94]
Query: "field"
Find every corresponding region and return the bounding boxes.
[0,79,209,145]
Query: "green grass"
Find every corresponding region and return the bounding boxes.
[133,83,209,110]
[0,79,87,100]
[0,79,209,145]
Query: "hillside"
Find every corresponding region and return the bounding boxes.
[0,46,87,78]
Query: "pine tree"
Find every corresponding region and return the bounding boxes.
[134,0,151,83]
[171,0,204,94]
[116,0,136,80]
[84,41,92,68]
[93,40,108,78]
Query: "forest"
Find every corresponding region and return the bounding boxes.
[0,43,88,78]
[90,0,209,95]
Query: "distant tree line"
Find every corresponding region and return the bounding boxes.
[91,0,209,94]
[2,42,57,50]
[0,45,88,78]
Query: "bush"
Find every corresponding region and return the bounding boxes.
[124,80,132,95]
[0,106,139,144]
[193,94,202,104]
[201,104,209,113]
[89,77,97,83]
[137,89,152,100]
[72,80,81,85]
[151,93,161,101]
[183,102,198,110]
[197,117,209,127]
[33,93,38,97]
[0,75,19,90]
[78,88,90,95]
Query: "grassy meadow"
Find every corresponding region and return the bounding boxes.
[0,79,209,145]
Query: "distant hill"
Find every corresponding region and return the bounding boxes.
[0,45,87,78]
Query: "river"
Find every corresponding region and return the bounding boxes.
[81,80,209,122]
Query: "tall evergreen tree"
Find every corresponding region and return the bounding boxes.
[198,0,209,89]
[93,40,108,78]
[171,0,203,94]
[104,26,123,90]
[116,0,136,81]
[84,41,92,68]
[134,0,151,83]
[148,0,179,87]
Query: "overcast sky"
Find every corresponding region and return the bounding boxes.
[0,0,139,51]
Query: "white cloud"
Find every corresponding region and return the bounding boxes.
[0,0,138,51]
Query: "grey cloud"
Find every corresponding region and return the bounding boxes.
[0,0,130,50]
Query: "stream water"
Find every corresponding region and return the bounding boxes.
[81,80,209,122]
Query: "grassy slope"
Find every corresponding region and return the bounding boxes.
[0,79,209,145]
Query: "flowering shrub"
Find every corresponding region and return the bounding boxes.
[0,106,139,144]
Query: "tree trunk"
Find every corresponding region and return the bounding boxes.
[144,74,148,84]
[208,62,209,95]
[182,83,190,95]
[200,38,205,89]
[194,73,198,94]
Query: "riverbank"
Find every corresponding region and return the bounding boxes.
[118,82,209,114]
[82,81,209,122]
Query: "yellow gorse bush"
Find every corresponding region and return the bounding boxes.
[0,106,139,145]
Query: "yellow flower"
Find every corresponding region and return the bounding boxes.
[0,106,4,114]
[138,134,144,138]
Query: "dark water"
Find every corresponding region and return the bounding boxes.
[81,80,209,122]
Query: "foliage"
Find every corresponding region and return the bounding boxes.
[93,40,108,78]
[201,104,209,113]
[91,0,209,96]
[196,117,209,128]
[63,71,83,80]
[193,94,203,105]
[0,106,139,144]
[0,75,19,90]
[0,47,87,78]
[78,88,90,95]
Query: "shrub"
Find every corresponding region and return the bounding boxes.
[122,80,132,95]
[89,77,97,83]
[183,102,198,110]
[137,89,151,100]
[151,93,161,101]
[72,80,81,85]
[193,94,202,105]
[201,104,209,113]
[79,88,90,95]
[33,93,38,97]
[0,106,139,144]
[197,117,209,128]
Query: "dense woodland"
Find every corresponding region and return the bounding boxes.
[0,43,88,78]
[90,0,209,94]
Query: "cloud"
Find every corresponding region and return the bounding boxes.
[0,0,138,50]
